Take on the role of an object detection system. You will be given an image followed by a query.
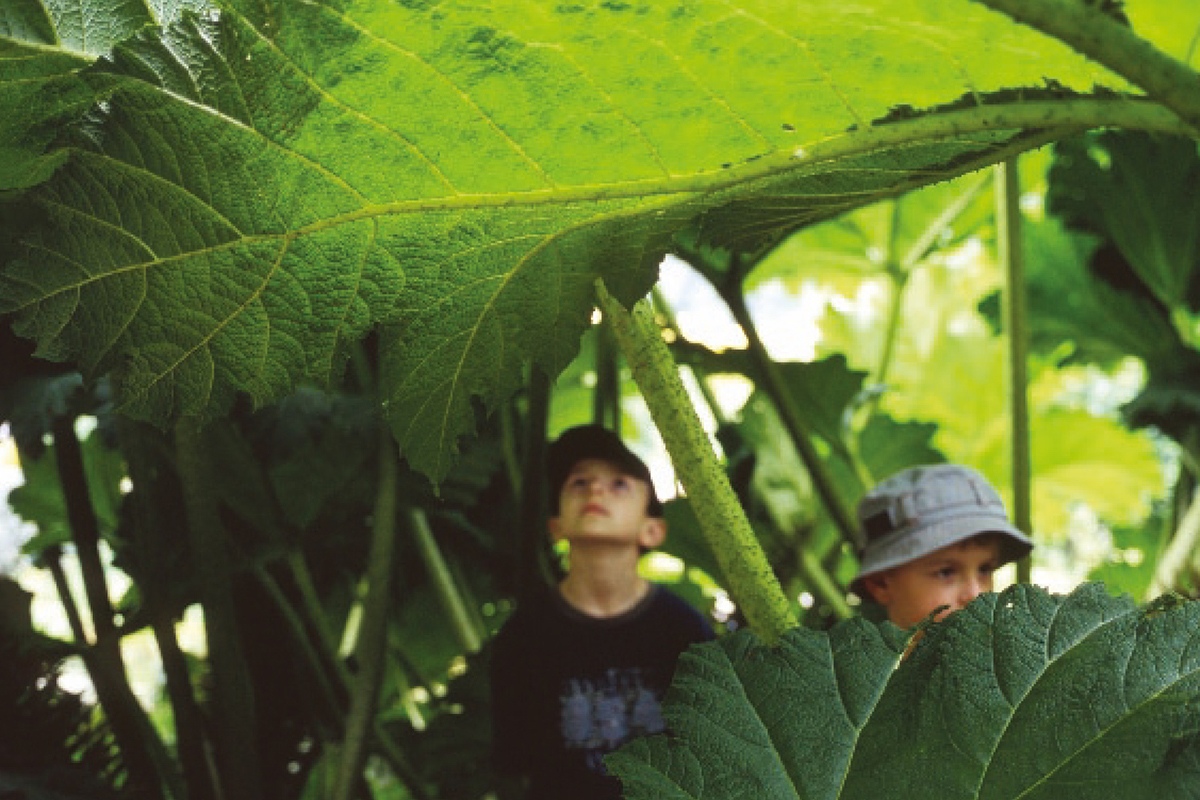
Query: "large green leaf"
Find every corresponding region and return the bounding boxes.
[0,0,1192,482]
[1048,132,1200,314]
[986,214,1186,368]
[0,0,209,189]
[7,425,125,555]
[609,582,1200,799]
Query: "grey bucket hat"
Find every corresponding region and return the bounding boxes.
[850,464,1033,598]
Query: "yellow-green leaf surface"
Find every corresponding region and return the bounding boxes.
[0,0,1194,480]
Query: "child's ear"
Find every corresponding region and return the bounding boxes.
[638,517,667,550]
[863,573,891,605]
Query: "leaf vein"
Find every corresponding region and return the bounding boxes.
[322,3,554,189]
[976,600,1131,798]
[246,6,459,195]
[126,237,291,408]
[538,40,672,177]
[323,219,375,382]
[643,22,773,150]
[711,0,864,127]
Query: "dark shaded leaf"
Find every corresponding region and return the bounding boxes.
[610,582,1200,799]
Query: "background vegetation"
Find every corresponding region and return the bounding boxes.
[3,0,1200,797]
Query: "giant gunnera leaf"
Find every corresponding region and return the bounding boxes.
[609,582,1200,799]
[1,0,1195,482]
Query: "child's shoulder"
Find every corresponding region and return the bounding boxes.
[644,584,716,640]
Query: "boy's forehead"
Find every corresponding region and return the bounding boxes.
[566,457,638,478]
[919,533,1003,561]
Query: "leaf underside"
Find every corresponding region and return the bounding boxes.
[0,0,1174,480]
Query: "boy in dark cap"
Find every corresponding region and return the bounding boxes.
[490,424,715,800]
[851,464,1034,629]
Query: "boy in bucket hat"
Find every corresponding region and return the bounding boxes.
[489,425,715,800]
[851,464,1033,629]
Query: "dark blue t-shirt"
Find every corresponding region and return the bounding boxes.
[490,583,715,799]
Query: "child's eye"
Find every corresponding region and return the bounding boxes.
[568,476,590,490]
[932,566,957,580]
[612,476,631,492]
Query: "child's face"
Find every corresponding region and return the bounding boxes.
[549,458,664,550]
[865,535,1002,629]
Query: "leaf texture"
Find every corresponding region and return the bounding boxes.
[609,583,1200,799]
[0,0,1188,480]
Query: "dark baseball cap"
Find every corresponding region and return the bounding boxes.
[546,425,663,517]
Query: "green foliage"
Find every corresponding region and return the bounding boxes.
[747,172,995,293]
[8,427,124,555]
[986,214,1184,367]
[1090,517,1166,600]
[3,0,1200,796]
[1039,131,1200,449]
[1049,132,1200,313]
[609,582,1200,799]
[2,0,1188,482]
[0,577,129,799]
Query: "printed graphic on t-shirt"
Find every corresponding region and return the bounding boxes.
[559,668,666,771]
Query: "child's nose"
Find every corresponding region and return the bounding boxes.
[958,577,984,605]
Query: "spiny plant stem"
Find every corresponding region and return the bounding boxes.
[333,430,400,800]
[281,558,430,799]
[176,416,263,800]
[53,415,175,799]
[651,288,852,619]
[252,564,347,728]
[118,416,213,800]
[409,507,484,653]
[596,279,797,643]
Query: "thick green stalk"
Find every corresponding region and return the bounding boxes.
[596,280,797,642]
[515,365,555,598]
[594,318,622,432]
[973,0,1200,134]
[252,564,347,728]
[118,416,214,800]
[287,103,1184,227]
[280,557,430,799]
[409,507,483,653]
[996,160,1034,583]
[651,289,852,619]
[175,416,263,800]
[52,415,170,799]
[41,546,87,644]
[333,431,400,800]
